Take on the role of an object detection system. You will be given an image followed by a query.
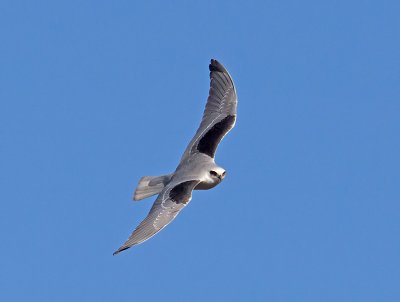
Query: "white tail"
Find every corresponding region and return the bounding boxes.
[133,174,173,201]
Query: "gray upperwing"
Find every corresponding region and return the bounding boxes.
[180,59,237,161]
[113,179,201,255]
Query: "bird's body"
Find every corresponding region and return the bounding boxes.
[114,59,237,255]
[176,153,225,188]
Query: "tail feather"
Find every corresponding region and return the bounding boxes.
[133,174,173,201]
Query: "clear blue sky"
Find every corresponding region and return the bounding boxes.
[1,1,399,301]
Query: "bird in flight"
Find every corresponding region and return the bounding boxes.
[113,59,237,255]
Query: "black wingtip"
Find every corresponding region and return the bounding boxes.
[209,59,228,73]
[113,246,129,256]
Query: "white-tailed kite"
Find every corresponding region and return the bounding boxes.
[114,59,237,255]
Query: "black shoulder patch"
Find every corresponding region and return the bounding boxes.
[169,181,198,204]
[197,115,235,157]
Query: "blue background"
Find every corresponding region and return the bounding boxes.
[1,1,399,301]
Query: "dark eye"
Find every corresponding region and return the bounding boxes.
[222,171,226,176]
[210,170,218,176]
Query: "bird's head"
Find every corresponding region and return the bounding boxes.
[209,167,226,182]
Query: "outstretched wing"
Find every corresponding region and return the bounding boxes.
[113,180,201,255]
[181,59,237,161]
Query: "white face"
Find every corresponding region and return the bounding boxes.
[209,167,226,182]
